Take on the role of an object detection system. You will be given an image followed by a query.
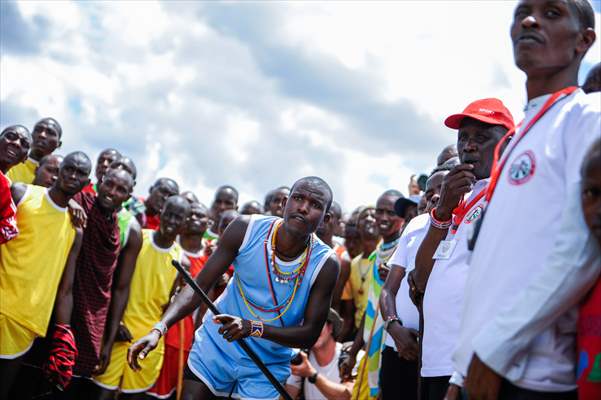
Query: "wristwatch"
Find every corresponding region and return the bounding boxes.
[308,372,319,384]
[384,316,401,331]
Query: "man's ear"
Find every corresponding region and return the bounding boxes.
[322,212,331,225]
[577,28,596,56]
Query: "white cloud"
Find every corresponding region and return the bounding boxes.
[2,0,600,212]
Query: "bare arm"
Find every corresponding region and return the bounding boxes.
[331,252,351,311]
[314,374,353,400]
[380,265,405,321]
[53,228,84,325]
[414,164,474,292]
[128,217,249,369]
[160,216,248,329]
[413,226,448,292]
[339,311,365,380]
[102,222,142,348]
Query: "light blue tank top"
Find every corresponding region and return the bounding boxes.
[195,215,334,366]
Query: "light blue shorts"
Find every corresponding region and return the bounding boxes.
[187,329,290,400]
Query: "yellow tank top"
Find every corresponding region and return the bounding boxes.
[6,158,38,184]
[122,230,181,339]
[0,185,76,336]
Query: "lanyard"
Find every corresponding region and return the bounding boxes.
[485,86,578,202]
[451,188,486,234]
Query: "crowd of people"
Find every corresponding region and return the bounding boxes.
[1,1,601,400]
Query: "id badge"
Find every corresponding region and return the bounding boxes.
[433,239,457,260]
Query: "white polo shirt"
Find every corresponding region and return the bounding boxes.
[384,213,429,348]
[420,179,489,377]
[453,90,601,392]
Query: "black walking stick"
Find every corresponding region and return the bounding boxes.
[171,260,292,400]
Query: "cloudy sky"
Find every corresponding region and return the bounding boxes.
[1,0,600,211]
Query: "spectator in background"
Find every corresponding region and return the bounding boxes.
[583,62,601,94]
[6,118,62,184]
[240,200,264,215]
[0,125,31,244]
[32,154,64,188]
[286,309,360,400]
[264,186,290,217]
[577,138,601,400]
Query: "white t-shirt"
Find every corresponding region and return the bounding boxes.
[421,180,488,377]
[384,213,429,348]
[453,90,601,391]
[286,343,362,400]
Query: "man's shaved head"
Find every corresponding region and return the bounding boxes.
[34,154,64,187]
[240,200,264,215]
[291,176,333,212]
[583,62,601,93]
[56,151,92,196]
[329,201,342,220]
[110,156,137,180]
[181,190,199,204]
[437,144,458,166]
[34,117,62,138]
[61,151,91,171]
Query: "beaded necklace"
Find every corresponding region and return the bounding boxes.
[236,220,313,322]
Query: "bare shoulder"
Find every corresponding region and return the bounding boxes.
[10,182,28,204]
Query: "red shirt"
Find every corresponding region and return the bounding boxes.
[578,277,601,399]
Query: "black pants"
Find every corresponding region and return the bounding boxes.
[380,346,418,399]
[497,379,577,400]
[420,375,451,400]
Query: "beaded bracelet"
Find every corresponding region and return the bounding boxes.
[250,320,264,338]
[430,207,452,230]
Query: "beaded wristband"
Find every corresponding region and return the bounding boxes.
[430,207,452,230]
[250,320,264,338]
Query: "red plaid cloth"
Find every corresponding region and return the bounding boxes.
[43,324,78,391]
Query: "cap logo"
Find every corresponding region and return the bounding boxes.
[478,108,494,115]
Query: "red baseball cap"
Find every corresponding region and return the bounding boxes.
[444,98,515,131]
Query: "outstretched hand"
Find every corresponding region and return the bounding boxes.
[214,314,251,342]
[127,330,160,371]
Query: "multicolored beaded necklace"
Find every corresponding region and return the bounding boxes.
[236,220,313,322]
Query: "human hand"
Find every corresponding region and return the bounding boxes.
[290,351,315,378]
[68,200,87,229]
[214,314,251,341]
[339,352,357,381]
[115,323,134,342]
[389,324,418,361]
[436,164,476,220]
[127,330,161,371]
[465,354,501,400]
[93,344,112,375]
[444,384,461,400]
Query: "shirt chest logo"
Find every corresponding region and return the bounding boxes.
[465,205,483,224]
[508,150,536,185]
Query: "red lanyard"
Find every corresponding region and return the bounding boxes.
[485,86,578,202]
[451,188,486,234]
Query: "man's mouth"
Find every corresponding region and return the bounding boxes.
[516,32,544,45]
